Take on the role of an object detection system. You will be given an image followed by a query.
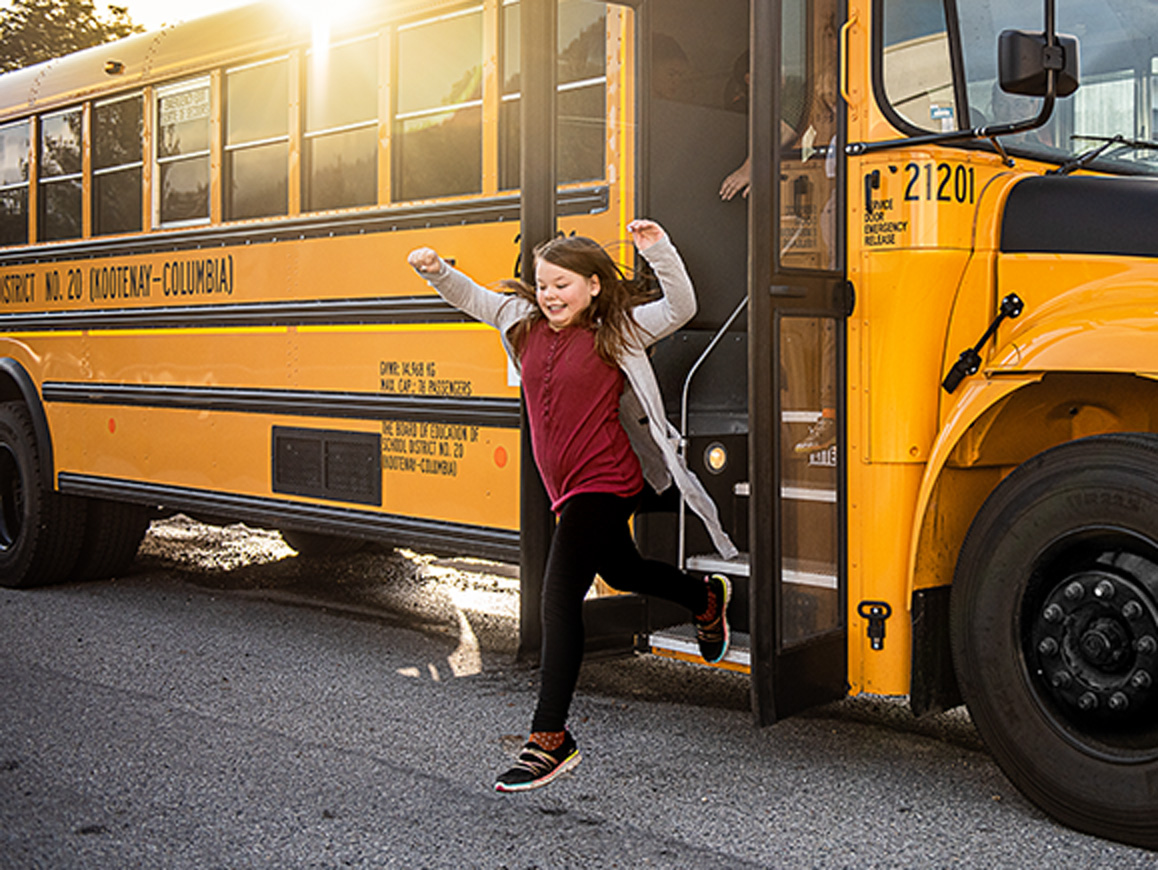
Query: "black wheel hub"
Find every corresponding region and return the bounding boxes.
[1030,568,1158,719]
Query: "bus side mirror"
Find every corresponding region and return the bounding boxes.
[998,29,1080,97]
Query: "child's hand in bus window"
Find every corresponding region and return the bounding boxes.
[408,248,442,273]
[627,219,667,251]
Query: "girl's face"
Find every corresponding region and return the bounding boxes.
[535,259,600,330]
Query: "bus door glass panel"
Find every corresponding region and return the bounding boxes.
[39,107,82,242]
[226,58,289,220]
[0,120,30,245]
[776,0,842,647]
[395,9,483,202]
[93,94,142,236]
[307,36,377,210]
[499,0,608,191]
[156,78,211,226]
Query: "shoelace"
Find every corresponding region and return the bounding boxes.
[512,745,562,776]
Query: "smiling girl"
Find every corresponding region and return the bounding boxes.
[408,219,736,792]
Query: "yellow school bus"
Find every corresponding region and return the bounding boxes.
[2,0,1157,849]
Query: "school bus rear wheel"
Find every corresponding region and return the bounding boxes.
[952,433,1158,851]
[0,402,86,589]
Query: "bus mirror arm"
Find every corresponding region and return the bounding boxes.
[941,294,1024,394]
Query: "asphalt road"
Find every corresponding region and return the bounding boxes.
[1,520,1155,869]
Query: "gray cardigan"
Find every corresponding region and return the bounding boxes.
[416,236,739,560]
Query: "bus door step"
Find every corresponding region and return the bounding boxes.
[648,623,751,673]
[686,552,750,577]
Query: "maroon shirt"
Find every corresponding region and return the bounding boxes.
[520,320,644,511]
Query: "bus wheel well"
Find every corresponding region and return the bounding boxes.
[916,373,1158,589]
[911,373,1158,715]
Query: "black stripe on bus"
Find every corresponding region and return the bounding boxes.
[0,296,471,333]
[41,383,522,428]
[56,472,520,564]
[0,185,609,266]
[1001,176,1158,257]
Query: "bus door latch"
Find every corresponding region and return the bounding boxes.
[941,293,1024,393]
[858,600,893,651]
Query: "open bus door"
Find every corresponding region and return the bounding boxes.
[748,0,848,723]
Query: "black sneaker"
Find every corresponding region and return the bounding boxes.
[494,732,581,793]
[696,574,732,664]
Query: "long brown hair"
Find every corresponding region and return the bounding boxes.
[504,235,658,365]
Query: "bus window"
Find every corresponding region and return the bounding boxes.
[499,0,607,189]
[226,58,289,220]
[395,8,483,201]
[93,94,143,236]
[879,0,956,133]
[306,37,377,211]
[156,78,211,226]
[0,120,30,246]
[39,108,82,242]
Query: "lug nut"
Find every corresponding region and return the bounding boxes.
[1109,692,1130,711]
[1038,637,1059,656]
[1122,601,1143,620]
[1137,636,1158,655]
[1051,670,1073,689]
[1078,692,1098,711]
[1131,670,1153,689]
[1043,604,1064,623]
[1094,579,1116,599]
[1065,582,1085,601]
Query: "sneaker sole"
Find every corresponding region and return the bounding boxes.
[493,749,582,793]
[704,575,732,664]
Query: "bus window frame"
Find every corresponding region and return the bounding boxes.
[304,32,381,212]
[224,55,291,222]
[871,0,973,140]
[154,76,213,229]
[0,118,31,247]
[37,105,83,243]
[392,5,486,203]
[92,91,144,238]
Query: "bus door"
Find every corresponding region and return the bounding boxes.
[748,0,847,723]
[631,0,753,669]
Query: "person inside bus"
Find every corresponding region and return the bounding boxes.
[719,51,803,201]
[652,32,690,101]
[408,219,738,792]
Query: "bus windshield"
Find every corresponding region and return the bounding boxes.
[880,0,1158,175]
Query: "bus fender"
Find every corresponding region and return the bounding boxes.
[0,358,55,492]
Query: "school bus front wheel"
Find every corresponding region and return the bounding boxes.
[951,434,1158,849]
[0,402,86,589]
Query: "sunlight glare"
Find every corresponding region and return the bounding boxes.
[279,0,371,51]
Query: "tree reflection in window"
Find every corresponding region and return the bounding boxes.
[0,120,30,246]
[306,37,377,211]
[40,108,82,241]
[394,7,483,201]
[499,0,607,191]
[94,94,143,236]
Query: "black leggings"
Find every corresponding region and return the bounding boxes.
[531,492,709,733]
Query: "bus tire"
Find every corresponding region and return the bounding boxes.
[951,433,1158,850]
[73,499,151,582]
[280,529,365,557]
[0,401,86,588]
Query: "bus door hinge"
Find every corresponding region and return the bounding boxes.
[941,293,1024,394]
[857,600,893,651]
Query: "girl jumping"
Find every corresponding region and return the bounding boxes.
[408,219,737,792]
